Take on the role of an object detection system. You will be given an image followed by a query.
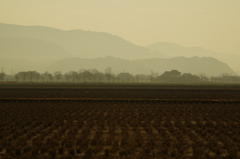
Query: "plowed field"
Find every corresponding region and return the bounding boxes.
[0,85,240,158]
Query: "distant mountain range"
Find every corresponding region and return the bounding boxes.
[0,37,71,59]
[0,22,166,59]
[147,42,240,72]
[0,22,238,76]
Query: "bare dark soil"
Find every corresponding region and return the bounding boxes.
[0,84,240,100]
[0,84,240,158]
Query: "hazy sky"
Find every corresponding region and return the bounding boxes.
[1,0,240,55]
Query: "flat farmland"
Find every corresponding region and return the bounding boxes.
[0,85,240,158]
[0,84,240,100]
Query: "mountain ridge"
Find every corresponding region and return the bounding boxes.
[0,56,235,76]
[147,42,240,72]
[45,56,235,76]
[0,36,73,60]
[0,22,237,76]
[0,22,167,59]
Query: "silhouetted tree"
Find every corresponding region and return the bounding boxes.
[112,74,117,82]
[149,76,154,82]
[135,75,140,82]
[105,73,114,82]
[27,71,38,82]
[105,67,114,82]
[105,67,112,74]
[35,72,41,82]
[76,71,82,82]
[145,75,152,82]
[54,71,62,82]
[14,74,20,82]
[64,73,70,82]
[48,73,54,82]
[118,72,133,82]
[90,68,98,74]
[81,71,93,82]
[69,71,78,82]
[135,74,147,82]
[126,74,133,82]
[0,72,6,82]
[199,73,209,81]
[116,75,121,82]
[40,72,49,82]
[95,72,105,82]
[92,74,97,82]
[18,72,28,82]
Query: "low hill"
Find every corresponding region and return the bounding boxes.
[45,56,149,74]
[45,56,235,76]
[1,56,235,76]
[147,42,240,72]
[134,56,236,76]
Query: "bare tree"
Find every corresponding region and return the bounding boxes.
[105,67,112,74]
[95,72,105,82]
[54,71,62,82]
[0,72,6,82]
[40,75,45,82]
[126,75,132,82]
[135,74,147,82]
[69,71,78,83]
[14,74,20,82]
[135,75,140,82]
[40,72,49,82]
[92,74,97,82]
[27,71,37,82]
[90,68,98,74]
[48,73,53,82]
[199,73,209,81]
[64,73,70,82]
[90,69,99,82]
[105,73,114,82]
[145,75,152,82]
[117,73,132,82]
[105,67,114,82]
[116,76,121,82]
[35,72,41,82]
[81,71,93,82]
[112,74,117,82]
[76,71,82,82]
[18,72,28,82]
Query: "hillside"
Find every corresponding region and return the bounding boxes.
[134,56,236,76]
[0,58,55,74]
[147,42,240,72]
[0,37,72,60]
[0,23,166,59]
[0,56,235,76]
[45,56,235,76]
[45,56,149,74]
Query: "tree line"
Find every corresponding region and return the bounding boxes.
[0,68,240,83]
[1,68,153,83]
